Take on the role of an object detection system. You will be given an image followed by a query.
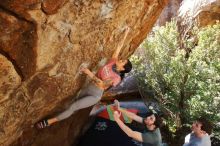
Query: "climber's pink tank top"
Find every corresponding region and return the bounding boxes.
[97,59,121,87]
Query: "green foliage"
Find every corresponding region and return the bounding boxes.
[131,21,220,135]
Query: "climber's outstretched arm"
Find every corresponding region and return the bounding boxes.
[112,27,130,60]
[81,67,113,89]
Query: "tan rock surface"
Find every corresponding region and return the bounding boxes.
[179,0,220,27]
[196,0,220,26]
[0,55,21,103]
[0,0,169,145]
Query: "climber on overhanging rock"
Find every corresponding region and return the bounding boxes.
[36,27,133,129]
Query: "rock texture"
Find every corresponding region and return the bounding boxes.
[0,0,169,146]
[156,0,182,26]
[103,75,140,101]
[179,0,220,27]
[196,0,220,26]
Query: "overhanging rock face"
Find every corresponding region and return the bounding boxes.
[103,75,139,100]
[0,0,169,146]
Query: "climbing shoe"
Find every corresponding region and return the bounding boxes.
[36,119,49,129]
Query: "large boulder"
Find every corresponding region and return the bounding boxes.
[0,0,169,146]
[103,75,140,101]
[178,0,220,27]
[156,0,183,26]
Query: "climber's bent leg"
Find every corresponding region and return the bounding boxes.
[56,83,104,121]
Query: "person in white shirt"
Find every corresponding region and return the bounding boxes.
[183,117,213,146]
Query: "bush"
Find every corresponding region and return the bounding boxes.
[131,20,220,144]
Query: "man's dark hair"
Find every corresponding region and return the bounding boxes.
[197,117,213,135]
[119,59,132,79]
[145,111,163,129]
